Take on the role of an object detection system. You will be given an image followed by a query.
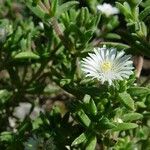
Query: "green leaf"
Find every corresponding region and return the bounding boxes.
[85,135,97,150]
[118,92,135,110]
[99,117,116,130]
[76,109,91,127]
[122,113,143,122]
[32,117,43,130]
[113,123,138,131]
[116,2,132,20]
[105,33,121,40]
[129,0,142,6]
[13,51,40,60]
[60,79,71,86]
[51,0,58,16]
[139,6,150,20]
[85,0,97,13]
[57,1,79,17]
[83,30,94,44]
[0,90,12,104]
[83,7,90,25]
[0,132,13,142]
[72,132,87,146]
[99,42,130,50]
[136,101,146,108]
[89,99,97,116]
[26,0,48,21]
[128,87,150,97]
[77,7,86,26]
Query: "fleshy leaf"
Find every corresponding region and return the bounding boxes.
[122,113,143,122]
[113,123,138,131]
[85,135,97,150]
[71,132,87,146]
[13,51,40,60]
[118,92,135,110]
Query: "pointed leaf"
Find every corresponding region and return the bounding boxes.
[89,99,97,116]
[0,90,12,104]
[57,1,79,17]
[139,6,150,21]
[51,0,58,16]
[99,117,117,130]
[26,0,48,21]
[72,132,87,146]
[85,135,97,150]
[13,51,40,60]
[76,109,91,127]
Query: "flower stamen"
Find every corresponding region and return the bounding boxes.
[101,61,112,72]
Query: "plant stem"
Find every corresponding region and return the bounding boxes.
[134,55,144,78]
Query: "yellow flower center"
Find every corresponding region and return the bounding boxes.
[101,61,112,72]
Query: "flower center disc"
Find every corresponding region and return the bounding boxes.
[101,61,112,72]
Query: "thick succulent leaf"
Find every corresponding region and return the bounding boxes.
[113,123,138,131]
[56,1,79,17]
[122,113,143,122]
[139,6,150,21]
[128,87,150,97]
[85,135,97,150]
[72,132,87,146]
[13,51,40,60]
[118,92,135,110]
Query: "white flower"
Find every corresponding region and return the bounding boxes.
[13,102,32,120]
[0,28,6,41]
[97,3,119,17]
[39,22,44,29]
[30,106,43,120]
[81,46,134,85]
[13,102,43,121]
[8,117,17,128]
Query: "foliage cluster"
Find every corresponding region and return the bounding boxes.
[0,0,150,149]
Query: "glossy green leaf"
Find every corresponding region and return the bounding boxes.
[118,92,135,110]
